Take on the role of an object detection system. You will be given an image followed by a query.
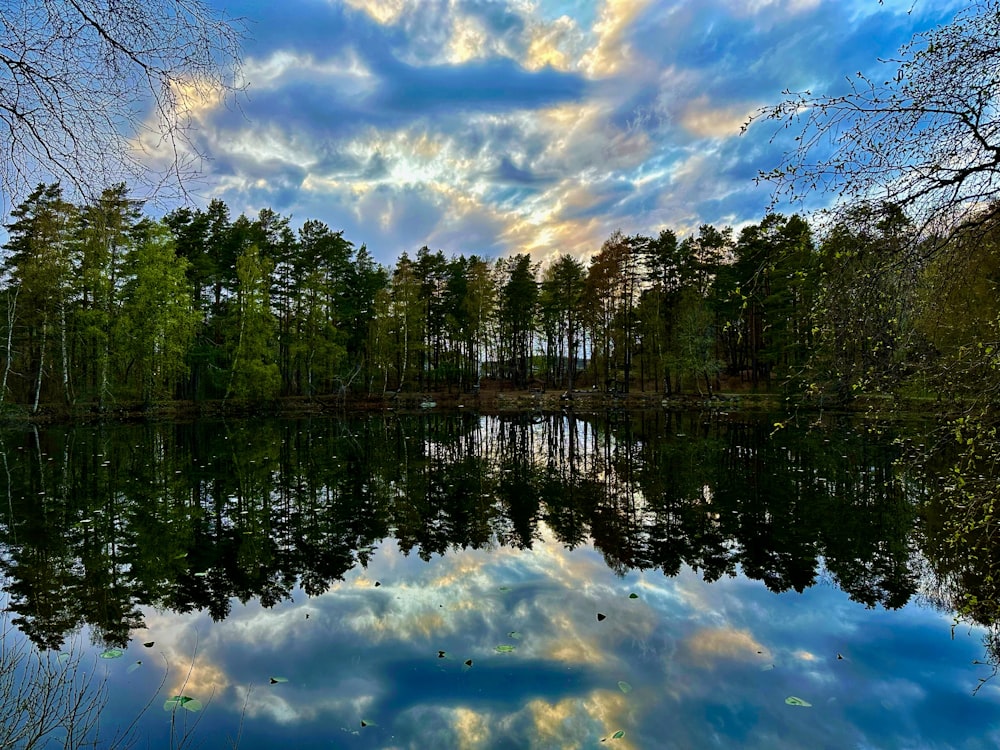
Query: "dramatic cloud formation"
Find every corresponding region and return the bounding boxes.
[168,0,959,265]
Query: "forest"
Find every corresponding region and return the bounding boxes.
[3,182,994,412]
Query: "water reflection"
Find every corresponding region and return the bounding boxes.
[0,413,918,650]
[0,412,997,747]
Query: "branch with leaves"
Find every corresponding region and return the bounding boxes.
[745,0,1000,242]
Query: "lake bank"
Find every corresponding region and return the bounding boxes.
[0,385,949,424]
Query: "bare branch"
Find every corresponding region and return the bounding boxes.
[0,0,244,213]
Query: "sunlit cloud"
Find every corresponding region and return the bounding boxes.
[679,96,755,139]
[446,14,492,64]
[524,14,586,72]
[684,626,771,668]
[526,692,634,748]
[134,0,969,273]
[451,706,493,748]
[341,0,411,25]
[581,0,654,77]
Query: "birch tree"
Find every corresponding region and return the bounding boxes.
[2,184,76,410]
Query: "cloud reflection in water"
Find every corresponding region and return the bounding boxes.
[103,520,1000,749]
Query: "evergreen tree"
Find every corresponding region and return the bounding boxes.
[2,184,77,409]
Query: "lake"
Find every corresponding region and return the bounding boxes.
[0,411,997,748]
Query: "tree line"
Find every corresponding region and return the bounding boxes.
[1,182,991,410]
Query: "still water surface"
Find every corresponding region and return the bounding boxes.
[1,412,997,748]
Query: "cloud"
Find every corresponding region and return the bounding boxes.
[581,0,655,77]
[138,0,971,267]
[679,96,754,139]
[684,626,771,668]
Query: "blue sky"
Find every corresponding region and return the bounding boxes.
[173,0,961,266]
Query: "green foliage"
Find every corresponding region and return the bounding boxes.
[119,222,200,403]
[3,186,998,412]
[225,245,280,402]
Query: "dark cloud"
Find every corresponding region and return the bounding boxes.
[310,148,366,178]
[492,155,553,186]
[362,151,390,180]
[369,56,588,115]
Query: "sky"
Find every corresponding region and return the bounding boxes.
[173,0,963,267]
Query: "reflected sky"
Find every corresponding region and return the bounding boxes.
[96,522,999,749]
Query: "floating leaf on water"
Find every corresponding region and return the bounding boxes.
[617,681,632,694]
[163,696,203,712]
[761,664,775,671]
[628,593,638,599]
[498,586,511,592]
[194,571,208,577]
[507,631,522,640]
[597,613,607,622]
[374,581,381,587]
[495,645,516,653]
[437,650,447,659]
[269,677,288,684]
[612,730,625,739]
[174,552,187,559]
[837,653,844,660]
[57,653,70,664]
[143,642,154,648]
[464,659,473,667]
[361,719,377,727]
[785,696,812,707]
[127,661,142,674]
[99,648,124,660]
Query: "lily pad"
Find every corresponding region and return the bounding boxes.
[613,730,625,739]
[597,613,607,622]
[628,593,639,599]
[495,645,516,653]
[57,653,70,664]
[617,680,632,694]
[127,661,142,674]
[507,631,522,640]
[99,648,124,660]
[785,696,812,707]
[498,586,511,592]
[163,695,203,712]
[143,641,155,648]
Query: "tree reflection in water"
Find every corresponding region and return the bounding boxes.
[0,412,952,659]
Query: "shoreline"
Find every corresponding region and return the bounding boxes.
[0,387,947,425]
